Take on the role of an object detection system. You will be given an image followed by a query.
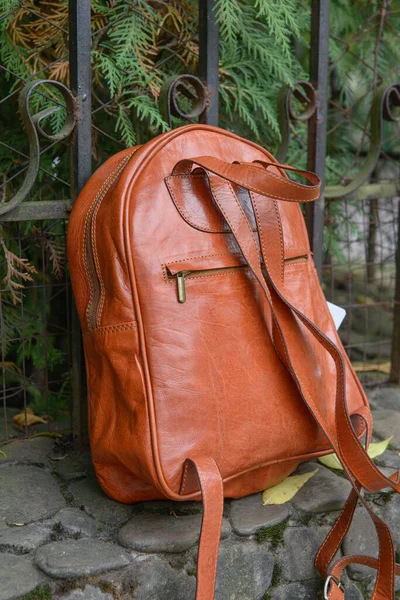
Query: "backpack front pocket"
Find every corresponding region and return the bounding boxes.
[163,252,249,303]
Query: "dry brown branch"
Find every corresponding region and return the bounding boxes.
[0,234,37,304]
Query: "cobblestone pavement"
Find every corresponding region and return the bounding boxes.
[1,386,399,600]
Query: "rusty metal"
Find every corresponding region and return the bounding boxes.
[0,80,77,218]
[306,0,331,278]
[325,84,400,200]
[276,81,317,163]
[69,0,92,447]
[0,200,72,222]
[159,74,208,128]
[199,0,219,125]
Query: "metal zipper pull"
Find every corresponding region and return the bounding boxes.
[176,271,190,303]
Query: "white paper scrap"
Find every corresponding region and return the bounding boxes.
[327,301,346,330]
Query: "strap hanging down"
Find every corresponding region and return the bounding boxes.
[183,457,224,600]
[181,160,400,600]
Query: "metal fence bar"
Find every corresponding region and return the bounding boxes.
[69,0,92,445]
[306,0,331,277]
[390,221,400,383]
[198,0,219,126]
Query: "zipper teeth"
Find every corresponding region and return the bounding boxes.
[284,255,308,265]
[168,256,307,280]
[167,265,248,279]
[186,265,248,279]
[85,151,136,330]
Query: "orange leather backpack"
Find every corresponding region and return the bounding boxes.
[67,124,400,599]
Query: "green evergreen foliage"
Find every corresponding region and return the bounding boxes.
[1,0,400,416]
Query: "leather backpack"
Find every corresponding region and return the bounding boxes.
[67,124,400,599]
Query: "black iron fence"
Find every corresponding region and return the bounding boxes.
[1,0,399,444]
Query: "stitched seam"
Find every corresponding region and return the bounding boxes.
[285,245,310,251]
[297,303,394,490]
[315,491,356,572]
[83,169,121,327]
[284,261,308,268]
[208,178,287,366]
[166,176,224,233]
[166,174,207,180]
[212,176,390,500]
[161,253,243,284]
[195,160,319,200]
[83,151,135,329]
[166,176,258,234]
[291,298,400,494]
[165,252,242,266]
[221,181,261,265]
[181,461,189,494]
[164,269,249,284]
[250,192,283,288]
[212,464,224,594]
[93,153,134,328]
[238,161,318,191]
[273,199,285,286]
[83,322,137,336]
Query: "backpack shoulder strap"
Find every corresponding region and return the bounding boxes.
[182,159,400,600]
[184,457,224,600]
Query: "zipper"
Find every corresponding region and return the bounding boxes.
[85,150,138,330]
[168,266,248,304]
[169,255,308,304]
[284,255,308,265]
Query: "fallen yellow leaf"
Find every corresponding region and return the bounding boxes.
[318,436,393,470]
[29,432,62,439]
[12,409,48,429]
[318,453,343,470]
[262,469,318,505]
[0,450,7,458]
[367,437,393,459]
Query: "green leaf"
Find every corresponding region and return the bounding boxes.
[262,469,318,505]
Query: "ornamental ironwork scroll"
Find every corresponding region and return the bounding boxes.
[159,74,208,128]
[276,80,317,164]
[0,79,78,217]
[324,83,400,200]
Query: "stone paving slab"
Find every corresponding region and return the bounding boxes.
[0,437,54,468]
[291,463,351,513]
[69,477,133,529]
[270,581,319,599]
[118,513,231,553]
[55,452,94,482]
[117,555,196,600]
[50,507,97,538]
[60,585,113,600]
[0,552,41,600]
[372,409,400,448]
[281,526,331,581]
[230,492,289,536]
[35,538,131,579]
[342,507,378,579]
[215,539,274,600]
[368,386,400,411]
[0,465,66,525]
[0,522,51,554]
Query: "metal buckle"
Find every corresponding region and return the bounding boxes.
[324,575,344,599]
